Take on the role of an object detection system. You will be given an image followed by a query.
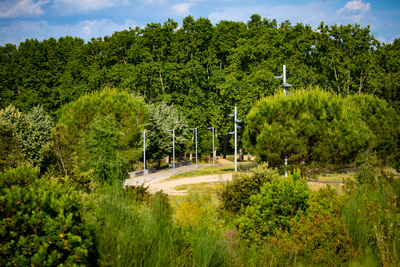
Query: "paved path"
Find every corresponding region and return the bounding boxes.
[124,161,235,195]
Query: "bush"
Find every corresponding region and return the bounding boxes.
[267,208,358,266]
[0,166,94,266]
[235,174,310,241]
[217,163,279,215]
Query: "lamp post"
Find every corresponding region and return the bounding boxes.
[207,127,215,166]
[274,65,293,177]
[190,127,197,169]
[229,106,241,173]
[274,64,293,95]
[167,129,175,174]
[138,130,146,181]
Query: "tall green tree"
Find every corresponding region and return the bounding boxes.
[0,105,53,169]
[243,87,374,168]
[145,102,188,164]
[56,88,148,180]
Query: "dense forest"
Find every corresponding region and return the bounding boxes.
[1,14,399,158]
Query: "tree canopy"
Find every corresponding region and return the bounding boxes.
[0,14,399,164]
[243,87,383,168]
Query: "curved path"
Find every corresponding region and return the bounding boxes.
[124,162,234,195]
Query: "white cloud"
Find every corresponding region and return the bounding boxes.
[0,19,138,46]
[0,0,50,18]
[173,3,193,15]
[208,2,329,28]
[337,0,370,14]
[53,0,130,12]
[336,0,371,22]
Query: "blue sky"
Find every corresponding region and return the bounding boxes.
[0,0,399,47]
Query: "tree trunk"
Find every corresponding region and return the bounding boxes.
[223,135,228,159]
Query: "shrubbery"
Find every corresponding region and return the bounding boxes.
[0,166,94,266]
[217,163,279,215]
[235,172,310,241]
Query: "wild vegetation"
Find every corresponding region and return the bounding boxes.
[1,14,399,266]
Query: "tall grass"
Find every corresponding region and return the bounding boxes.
[84,181,234,266]
[343,172,400,266]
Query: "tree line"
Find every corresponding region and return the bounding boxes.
[1,14,399,158]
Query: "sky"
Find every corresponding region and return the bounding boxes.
[0,0,399,47]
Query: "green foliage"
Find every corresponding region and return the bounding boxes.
[236,174,310,241]
[80,114,127,181]
[217,163,279,215]
[0,105,54,169]
[124,184,150,203]
[86,182,232,266]
[266,186,357,265]
[0,119,24,171]
[145,102,188,161]
[267,208,357,266]
[56,88,148,182]
[343,171,400,266]
[244,87,374,168]
[345,94,399,163]
[3,16,397,158]
[0,166,94,266]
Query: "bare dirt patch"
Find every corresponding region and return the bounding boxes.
[148,173,233,195]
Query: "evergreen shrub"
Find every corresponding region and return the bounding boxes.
[235,173,310,241]
[217,163,279,215]
[0,166,94,266]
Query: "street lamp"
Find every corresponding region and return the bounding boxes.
[138,130,146,181]
[274,65,292,95]
[207,127,215,166]
[167,129,175,174]
[229,106,241,173]
[275,65,293,177]
[190,127,197,169]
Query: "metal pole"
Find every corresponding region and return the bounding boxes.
[190,128,198,169]
[208,126,215,166]
[285,156,288,178]
[283,65,286,95]
[143,130,146,182]
[234,106,237,173]
[195,128,197,169]
[229,107,240,173]
[212,127,215,166]
[167,129,175,174]
[172,129,175,174]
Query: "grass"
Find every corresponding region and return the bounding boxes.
[174,182,223,193]
[312,166,397,182]
[166,163,256,180]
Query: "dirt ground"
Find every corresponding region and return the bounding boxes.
[148,173,233,195]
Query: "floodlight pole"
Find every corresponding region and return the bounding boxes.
[229,106,241,173]
[138,130,146,181]
[190,127,197,169]
[274,65,293,177]
[167,129,175,174]
[143,130,146,181]
[208,127,215,166]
